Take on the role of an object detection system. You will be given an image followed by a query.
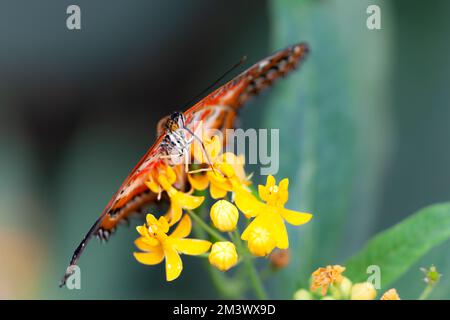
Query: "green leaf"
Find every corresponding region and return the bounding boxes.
[345,203,450,288]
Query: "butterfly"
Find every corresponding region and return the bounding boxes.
[60,43,309,286]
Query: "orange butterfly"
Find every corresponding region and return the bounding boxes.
[60,43,309,286]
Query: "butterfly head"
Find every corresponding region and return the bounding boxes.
[165,112,186,132]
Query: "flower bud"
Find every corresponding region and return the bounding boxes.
[338,277,353,299]
[246,226,276,256]
[350,282,377,300]
[269,249,290,269]
[208,241,238,271]
[210,200,239,232]
[329,276,353,299]
[293,289,313,300]
[421,265,441,285]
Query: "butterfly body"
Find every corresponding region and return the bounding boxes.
[61,43,309,286]
[160,112,193,164]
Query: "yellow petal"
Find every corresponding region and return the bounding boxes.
[165,203,183,226]
[192,135,209,163]
[158,175,175,194]
[173,192,205,210]
[258,184,269,202]
[165,165,177,185]
[158,216,170,233]
[281,209,312,226]
[172,238,212,255]
[136,225,149,237]
[133,249,164,265]
[145,214,158,226]
[208,170,230,187]
[234,189,261,218]
[279,178,289,191]
[193,135,221,163]
[134,237,159,251]
[277,178,289,206]
[164,246,183,281]
[222,153,247,182]
[272,214,289,249]
[210,183,228,199]
[188,173,210,191]
[241,213,266,241]
[259,175,278,204]
[221,152,239,165]
[216,162,236,179]
[206,135,222,160]
[145,180,161,194]
[170,214,192,239]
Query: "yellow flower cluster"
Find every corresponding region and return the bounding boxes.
[133,134,312,282]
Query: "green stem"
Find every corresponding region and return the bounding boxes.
[190,209,242,298]
[187,209,227,242]
[233,230,268,300]
[243,255,268,300]
[418,284,434,300]
[260,265,276,281]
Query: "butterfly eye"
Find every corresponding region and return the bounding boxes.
[165,119,178,132]
[170,123,179,131]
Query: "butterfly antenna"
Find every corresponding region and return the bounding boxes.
[184,127,217,175]
[181,56,247,109]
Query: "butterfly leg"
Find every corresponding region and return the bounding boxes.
[187,167,212,174]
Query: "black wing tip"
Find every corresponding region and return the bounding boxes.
[292,42,310,56]
[59,266,75,288]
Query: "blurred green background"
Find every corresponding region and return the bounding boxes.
[0,0,449,299]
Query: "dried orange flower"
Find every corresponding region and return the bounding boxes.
[311,265,346,295]
[380,288,401,300]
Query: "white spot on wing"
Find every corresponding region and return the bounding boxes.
[259,60,269,70]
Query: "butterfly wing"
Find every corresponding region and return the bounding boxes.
[61,136,170,285]
[184,43,309,134]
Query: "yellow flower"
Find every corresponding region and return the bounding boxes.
[380,288,400,300]
[350,282,377,300]
[310,265,346,296]
[210,200,239,232]
[133,213,211,281]
[239,175,312,256]
[208,241,238,271]
[145,165,204,226]
[188,135,250,199]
